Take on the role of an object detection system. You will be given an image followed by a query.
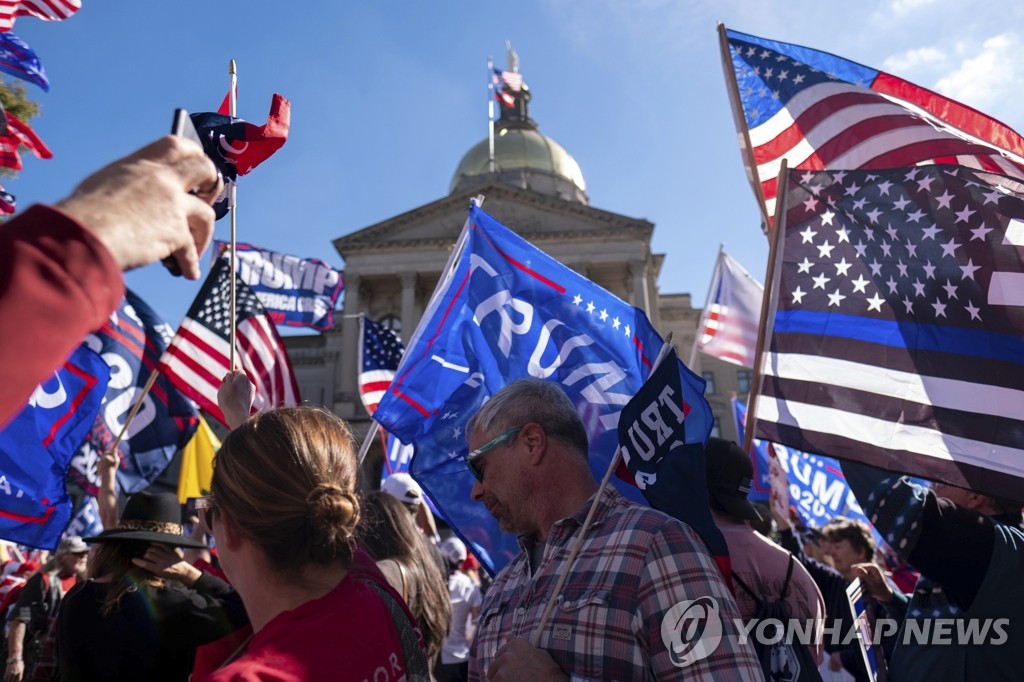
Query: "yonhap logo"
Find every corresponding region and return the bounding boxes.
[661,596,723,667]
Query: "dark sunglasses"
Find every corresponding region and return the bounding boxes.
[465,426,523,482]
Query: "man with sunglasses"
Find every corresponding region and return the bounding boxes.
[464,378,761,682]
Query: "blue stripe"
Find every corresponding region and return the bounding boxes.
[774,309,1024,364]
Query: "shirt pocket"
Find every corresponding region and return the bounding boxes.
[545,589,612,678]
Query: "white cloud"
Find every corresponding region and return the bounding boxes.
[933,33,1022,114]
[883,47,946,75]
[889,0,938,16]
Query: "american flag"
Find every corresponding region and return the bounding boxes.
[755,165,1024,500]
[0,0,80,33]
[0,111,51,171]
[493,68,522,92]
[159,258,299,427]
[722,28,1024,223]
[694,249,763,368]
[358,316,404,415]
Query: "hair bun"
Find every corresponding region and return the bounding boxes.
[306,483,358,536]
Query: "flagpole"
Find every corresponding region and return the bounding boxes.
[717,23,772,230]
[742,159,788,455]
[228,58,239,371]
[106,367,161,461]
[531,337,676,646]
[378,429,393,475]
[487,56,496,174]
[357,421,381,466]
[689,244,724,368]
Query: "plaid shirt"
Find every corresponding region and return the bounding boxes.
[468,487,764,681]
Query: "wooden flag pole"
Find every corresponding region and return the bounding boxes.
[228,59,239,372]
[530,335,675,647]
[742,159,789,455]
[378,428,392,475]
[717,23,772,230]
[689,244,725,369]
[106,367,162,461]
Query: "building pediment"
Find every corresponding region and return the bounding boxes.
[334,183,653,257]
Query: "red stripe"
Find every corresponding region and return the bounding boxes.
[41,359,98,447]
[0,504,54,525]
[238,322,277,405]
[632,336,652,370]
[393,388,431,418]
[753,90,886,165]
[392,267,471,395]
[360,380,393,394]
[872,72,1024,158]
[475,223,566,294]
[101,324,144,358]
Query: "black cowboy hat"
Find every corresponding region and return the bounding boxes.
[84,491,206,549]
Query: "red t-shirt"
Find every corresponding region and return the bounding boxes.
[199,573,409,682]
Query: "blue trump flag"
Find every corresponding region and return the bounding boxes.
[373,205,714,575]
[65,496,103,539]
[0,346,108,549]
[735,400,872,533]
[69,290,199,497]
[0,33,48,91]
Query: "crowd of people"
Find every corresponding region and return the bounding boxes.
[0,136,1022,680]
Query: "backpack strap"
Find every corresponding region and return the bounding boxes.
[730,571,760,604]
[365,581,430,682]
[778,553,796,600]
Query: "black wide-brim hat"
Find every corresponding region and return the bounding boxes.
[83,491,207,549]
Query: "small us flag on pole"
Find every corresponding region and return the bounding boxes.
[159,258,300,427]
[358,316,405,415]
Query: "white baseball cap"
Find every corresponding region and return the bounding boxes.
[381,473,423,507]
[439,537,468,565]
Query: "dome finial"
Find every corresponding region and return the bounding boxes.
[505,40,520,73]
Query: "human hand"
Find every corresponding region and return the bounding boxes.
[4,658,23,682]
[132,543,202,587]
[851,562,894,604]
[218,370,255,430]
[96,450,120,477]
[56,135,221,280]
[486,638,567,682]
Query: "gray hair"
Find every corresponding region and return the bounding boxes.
[466,378,589,457]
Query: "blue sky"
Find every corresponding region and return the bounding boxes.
[9,1,1024,334]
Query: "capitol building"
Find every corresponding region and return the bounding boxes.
[282,79,750,474]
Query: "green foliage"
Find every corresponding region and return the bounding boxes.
[0,78,42,182]
[0,78,40,122]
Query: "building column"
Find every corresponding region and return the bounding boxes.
[337,273,361,416]
[629,260,650,312]
[400,272,418,339]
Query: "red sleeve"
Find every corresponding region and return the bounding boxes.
[0,205,124,427]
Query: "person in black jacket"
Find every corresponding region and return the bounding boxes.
[57,491,248,682]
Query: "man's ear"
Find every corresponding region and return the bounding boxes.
[521,422,547,465]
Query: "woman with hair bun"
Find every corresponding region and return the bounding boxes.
[198,371,428,681]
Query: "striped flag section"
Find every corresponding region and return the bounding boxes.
[159,258,299,427]
[721,27,1024,222]
[358,316,405,415]
[0,0,81,32]
[755,165,1024,500]
[694,249,763,367]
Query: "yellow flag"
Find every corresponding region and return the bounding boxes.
[177,416,221,504]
